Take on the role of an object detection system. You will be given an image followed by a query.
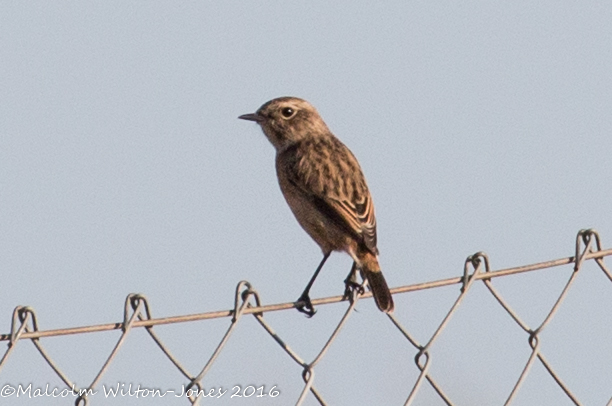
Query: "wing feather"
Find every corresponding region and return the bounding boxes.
[282,138,378,254]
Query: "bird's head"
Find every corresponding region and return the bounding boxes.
[239,97,330,151]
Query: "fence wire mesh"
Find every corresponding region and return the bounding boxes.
[1,228,611,405]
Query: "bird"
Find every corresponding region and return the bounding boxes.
[239,97,394,316]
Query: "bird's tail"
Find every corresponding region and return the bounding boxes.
[357,251,394,313]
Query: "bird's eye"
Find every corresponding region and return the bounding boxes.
[281,107,295,118]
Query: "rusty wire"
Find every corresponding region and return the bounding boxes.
[0,228,611,405]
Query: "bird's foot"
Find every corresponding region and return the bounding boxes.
[296,294,317,317]
[343,278,365,301]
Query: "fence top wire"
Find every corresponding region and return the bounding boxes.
[2,245,611,343]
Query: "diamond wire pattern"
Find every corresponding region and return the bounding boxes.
[1,229,611,405]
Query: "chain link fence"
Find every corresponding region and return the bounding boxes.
[1,228,611,405]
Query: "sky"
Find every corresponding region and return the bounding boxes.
[1,2,612,405]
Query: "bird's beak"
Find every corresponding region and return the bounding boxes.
[238,113,263,123]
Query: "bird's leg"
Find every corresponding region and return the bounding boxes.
[343,262,365,300]
[296,252,331,317]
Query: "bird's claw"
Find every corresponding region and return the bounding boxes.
[343,279,365,300]
[296,295,317,317]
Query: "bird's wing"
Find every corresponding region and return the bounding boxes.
[283,139,378,254]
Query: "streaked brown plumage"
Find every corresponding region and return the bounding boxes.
[239,97,394,315]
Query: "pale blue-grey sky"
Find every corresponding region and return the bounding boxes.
[1,2,611,405]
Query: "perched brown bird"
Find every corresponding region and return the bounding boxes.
[239,97,394,316]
